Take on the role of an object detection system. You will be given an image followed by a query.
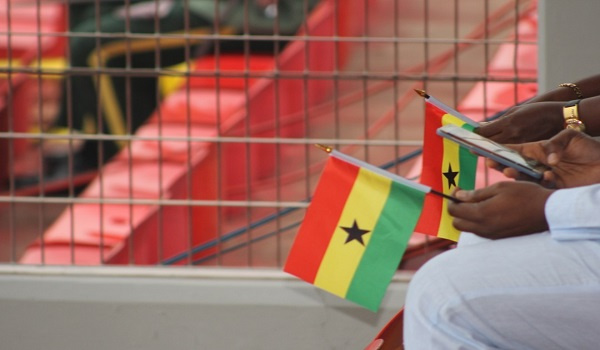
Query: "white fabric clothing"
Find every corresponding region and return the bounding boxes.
[546,184,600,241]
[404,184,600,349]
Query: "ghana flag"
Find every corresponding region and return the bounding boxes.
[415,90,479,242]
[284,149,429,311]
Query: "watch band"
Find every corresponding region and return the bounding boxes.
[563,99,586,132]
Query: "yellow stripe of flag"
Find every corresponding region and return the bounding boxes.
[439,113,465,241]
[313,168,392,298]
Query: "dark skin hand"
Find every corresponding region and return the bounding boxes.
[477,95,600,143]
[476,101,564,144]
[476,74,600,143]
[491,129,600,188]
[448,182,553,240]
[454,129,600,239]
[452,76,600,238]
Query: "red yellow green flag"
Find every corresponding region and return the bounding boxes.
[284,150,428,311]
[415,92,479,242]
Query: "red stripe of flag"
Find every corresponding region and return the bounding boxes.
[414,102,444,235]
[284,157,359,283]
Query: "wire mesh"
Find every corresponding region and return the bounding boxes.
[0,0,537,268]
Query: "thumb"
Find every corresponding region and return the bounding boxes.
[543,129,580,165]
[454,186,496,203]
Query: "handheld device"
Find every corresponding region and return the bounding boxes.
[436,124,548,179]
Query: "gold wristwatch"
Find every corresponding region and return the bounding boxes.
[563,99,586,132]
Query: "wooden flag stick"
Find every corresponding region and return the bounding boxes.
[430,189,462,203]
[315,144,333,153]
[414,89,430,99]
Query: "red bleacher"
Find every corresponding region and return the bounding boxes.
[458,9,538,121]
[0,0,66,59]
[17,1,539,266]
[0,0,66,186]
[19,0,367,265]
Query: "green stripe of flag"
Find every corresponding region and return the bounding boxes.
[458,123,477,190]
[345,181,426,311]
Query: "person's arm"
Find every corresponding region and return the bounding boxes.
[528,74,600,103]
[546,184,600,241]
[571,96,600,136]
[476,74,600,143]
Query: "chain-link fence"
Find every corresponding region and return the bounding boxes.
[0,0,537,268]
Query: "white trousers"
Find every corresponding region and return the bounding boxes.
[403,232,600,349]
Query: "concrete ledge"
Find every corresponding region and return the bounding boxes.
[0,266,412,350]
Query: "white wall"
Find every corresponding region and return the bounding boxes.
[0,266,410,350]
[538,0,600,92]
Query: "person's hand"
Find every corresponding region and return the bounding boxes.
[476,101,564,144]
[448,182,553,239]
[496,129,600,188]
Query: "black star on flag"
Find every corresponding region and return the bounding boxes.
[340,220,371,246]
[442,163,459,189]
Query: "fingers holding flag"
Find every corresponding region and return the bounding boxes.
[448,182,553,240]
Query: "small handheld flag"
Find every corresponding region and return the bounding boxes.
[284,147,432,311]
[414,90,479,241]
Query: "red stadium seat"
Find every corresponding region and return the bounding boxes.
[20,0,367,265]
[0,0,66,187]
